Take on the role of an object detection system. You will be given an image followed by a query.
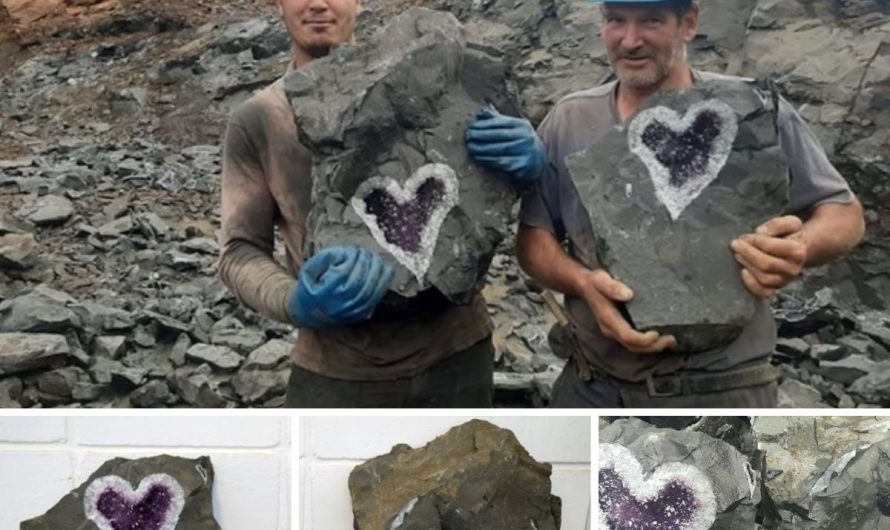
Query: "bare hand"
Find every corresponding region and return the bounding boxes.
[731,215,808,299]
[577,269,677,354]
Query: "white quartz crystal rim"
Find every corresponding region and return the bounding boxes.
[628,98,739,221]
[598,443,717,530]
[84,473,186,530]
[351,163,460,284]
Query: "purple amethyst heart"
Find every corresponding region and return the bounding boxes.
[351,163,459,282]
[641,110,722,188]
[599,444,715,530]
[84,474,185,530]
[628,99,738,221]
[362,176,445,254]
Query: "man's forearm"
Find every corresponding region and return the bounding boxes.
[517,225,589,298]
[799,201,865,267]
[218,239,296,324]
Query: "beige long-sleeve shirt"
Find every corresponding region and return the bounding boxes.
[218,76,492,381]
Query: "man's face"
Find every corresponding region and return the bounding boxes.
[278,0,361,61]
[601,3,698,91]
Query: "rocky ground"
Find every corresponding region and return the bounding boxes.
[600,416,890,528]
[0,0,888,408]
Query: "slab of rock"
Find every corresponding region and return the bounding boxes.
[858,311,890,350]
[0,333,69,375]
[286,7,520,306]
[349,419,561,530]
[36,366,83,397]
[777,379,828,408]
[231,368,288,405]
[16,194,75,226]
[244,339,291,369]
[0,233,38,270]
[185,344,242,371]
[849,368,890,405]
[0,285,81,333]
[799,438,890,529]
[0,376,23,407]
[20,454,220,530]
[566,80,788,352]
[600,417,758,528]
[820,354,882,385]
[168,365,228,408]
[130,380,176,408]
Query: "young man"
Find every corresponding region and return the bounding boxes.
[468,0,865,407]
[219,0,496,407]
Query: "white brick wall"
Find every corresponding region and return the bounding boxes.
[0,416,291,530]
[300,416,592,530]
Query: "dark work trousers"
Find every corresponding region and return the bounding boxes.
[549,360,779,408]
[284,336,494,408]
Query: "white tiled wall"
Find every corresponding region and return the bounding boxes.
[0,416,291,530]
[300,416,592,530]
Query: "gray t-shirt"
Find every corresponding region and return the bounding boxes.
[520,71,856,382]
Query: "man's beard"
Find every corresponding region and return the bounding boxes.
[302,40,334,59]
[611,43,685,91]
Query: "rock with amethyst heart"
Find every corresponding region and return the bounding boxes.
[348,419,561,530]
[599,443,716,530]
[566,78,789,352]
[285,7,520,306]
[20,455,219,530]
[600,418,758,529]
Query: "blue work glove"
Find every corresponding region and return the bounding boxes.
[287,246,395,329]
[466,107,548,184]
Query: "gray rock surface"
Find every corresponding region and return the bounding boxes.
[752,416,890,526]
[286,7,519,304]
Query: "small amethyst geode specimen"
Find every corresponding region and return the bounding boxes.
[20,455,220,530]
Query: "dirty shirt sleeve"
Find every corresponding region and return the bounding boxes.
[218,111,296,324]
[778,98,856,215]
[518,109,566,239]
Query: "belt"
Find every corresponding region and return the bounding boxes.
[559,322,777,397]
[571,347,776,397]
[642,362,778,397]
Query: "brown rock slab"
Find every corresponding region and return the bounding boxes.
[349,419,561,530]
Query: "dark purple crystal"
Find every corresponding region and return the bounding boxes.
[96,483,174,530]
[599,468,698,530]
[642,110,722,187]
[362,177,446,253]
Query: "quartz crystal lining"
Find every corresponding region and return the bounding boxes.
[84,473,185,530]
[629,99,739,221]
[598,444,716,530]
[351,163,460,283]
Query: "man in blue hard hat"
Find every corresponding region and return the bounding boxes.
[467,0,866,407]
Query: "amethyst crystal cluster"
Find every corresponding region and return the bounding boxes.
[599,444,716,530]
[351,163,459,283]
[84,474,185,530]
